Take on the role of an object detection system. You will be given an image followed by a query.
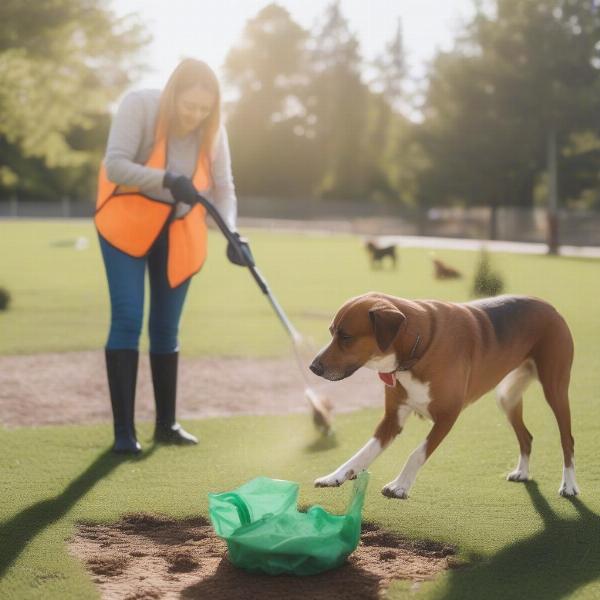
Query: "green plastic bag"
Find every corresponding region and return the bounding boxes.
[208,471,369,576]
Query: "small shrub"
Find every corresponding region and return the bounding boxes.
[472,250,504,297]
[0,287,11,311]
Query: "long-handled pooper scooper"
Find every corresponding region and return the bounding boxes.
[194,193,333,435]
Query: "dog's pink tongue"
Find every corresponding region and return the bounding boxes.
[378,372,395,387]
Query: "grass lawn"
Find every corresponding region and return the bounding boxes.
[1,219,599,599]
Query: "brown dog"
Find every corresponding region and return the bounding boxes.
[310,292,579,498]
[433,258,462,279]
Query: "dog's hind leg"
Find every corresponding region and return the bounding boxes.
[532,322,579,496]
[496,359,536,482]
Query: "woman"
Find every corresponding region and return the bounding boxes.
[96,58,251,453]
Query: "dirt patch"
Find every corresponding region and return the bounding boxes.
[0,351,382,428]
[71,513,456,600]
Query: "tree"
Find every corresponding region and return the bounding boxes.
[307,1,369,199]
[366,17,424,206]
[475,0,600,250]
[560,131,600,208]
[0,0,148,199]
[372,18,407,113]
[223,3,318,197]
[417,0,600,220]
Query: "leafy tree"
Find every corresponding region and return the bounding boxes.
[307,1,369,199]
[417,0,600,211]
[561,132,600,208]
[0,0,148,200]
[223,3,318,197]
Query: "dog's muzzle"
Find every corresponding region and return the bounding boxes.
[309,358,325,377]
[310,358,359,381]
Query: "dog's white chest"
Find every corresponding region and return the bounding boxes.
[363,353,397,373]
[395,372,432,419]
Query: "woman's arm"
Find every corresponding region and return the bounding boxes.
[208,126,238,230]
[104,91,167,191]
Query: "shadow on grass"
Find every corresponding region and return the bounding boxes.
[304,433,339,453]
[436,481,600,600]
[0,446,156,578]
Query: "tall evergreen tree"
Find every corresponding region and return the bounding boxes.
[366,17,420,205]
[372,18,407,113]
[223,3,318,197]
[308,1,369,199]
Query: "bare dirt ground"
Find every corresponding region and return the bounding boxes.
[0,351,383,429]
[71,513,458,600]
[5,351,462,598]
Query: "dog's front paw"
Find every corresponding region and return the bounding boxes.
[314,470,353,487]
[559,467,580,497]
[558,481,580,497]
[507,469,529,482]
[381,482,410,499]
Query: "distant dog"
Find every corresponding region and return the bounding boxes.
[366,241,397,270]
[310,292,579,499]
[433,258,462,280]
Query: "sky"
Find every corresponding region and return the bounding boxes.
[112,0,475,93]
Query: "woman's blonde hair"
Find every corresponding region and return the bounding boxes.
[157,58,221,159]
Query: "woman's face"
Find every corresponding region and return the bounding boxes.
[174,84,216,135]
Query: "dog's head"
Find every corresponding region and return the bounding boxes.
[309,293,406,381]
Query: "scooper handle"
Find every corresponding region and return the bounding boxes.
[195,193,268,294]
[194,193,302,343]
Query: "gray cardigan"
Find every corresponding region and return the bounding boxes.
[104,89,237,229]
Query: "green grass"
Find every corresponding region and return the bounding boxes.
[1,220,600,599]
[2,219,594,358]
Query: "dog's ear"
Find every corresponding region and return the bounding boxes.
[368,303,406,352]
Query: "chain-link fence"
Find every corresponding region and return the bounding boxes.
[1,196,599,246]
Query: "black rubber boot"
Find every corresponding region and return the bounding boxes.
[105,349,142,454]
[150,352,198,445]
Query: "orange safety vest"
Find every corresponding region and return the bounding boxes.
[95,125,211,288]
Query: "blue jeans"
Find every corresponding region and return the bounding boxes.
[99,230,191,353]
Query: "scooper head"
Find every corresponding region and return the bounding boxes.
[192,192,336,436]
[305,387,334,436]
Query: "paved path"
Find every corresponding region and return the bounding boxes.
[383,234,600,258]
[239,217,600,259]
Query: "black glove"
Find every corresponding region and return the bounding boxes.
[227,232,254,267]
[163,172,197,206]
